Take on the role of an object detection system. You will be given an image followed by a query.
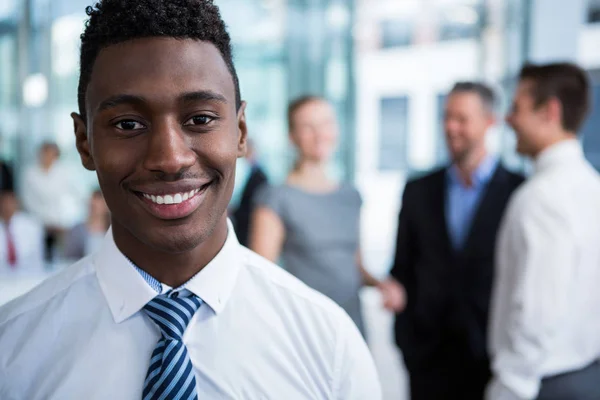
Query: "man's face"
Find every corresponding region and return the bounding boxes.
[444,92,494,163]
[73,38,247,253]
[40,146,59,168]
[0,192,18,221]
[506,79,547,156]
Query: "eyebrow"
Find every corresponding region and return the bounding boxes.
[97,94,146,113]
[96,91,228,113]
[180,91,228,105]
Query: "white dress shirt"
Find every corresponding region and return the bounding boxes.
[487,139,600,400]
[0,221,381,399]
[21,163,84,229]
[0,212,44,274]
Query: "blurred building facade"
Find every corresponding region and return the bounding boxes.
[0,0,599,275]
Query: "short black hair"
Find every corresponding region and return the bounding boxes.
[519,62,590,133]
[77,0,241,122]
[449,81,496,113]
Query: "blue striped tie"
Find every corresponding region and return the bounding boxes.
[142,292,202,400]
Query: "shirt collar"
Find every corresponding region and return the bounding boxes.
[534,138,583,173]
[94,219,243,323]
[447,153,499,188]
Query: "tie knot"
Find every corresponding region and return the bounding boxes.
[143,293,202,340]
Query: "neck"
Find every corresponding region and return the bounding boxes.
[534,131,577,158]
[454,147,487,186]
[289,159,336,191]
[294,159,328,176]
[112,213,229,288]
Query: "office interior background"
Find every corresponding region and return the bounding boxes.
[0,0,599,398]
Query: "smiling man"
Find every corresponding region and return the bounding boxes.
[0,1,381,399]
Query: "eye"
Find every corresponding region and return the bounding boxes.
[115,120,145,131]
[183,115,215,126]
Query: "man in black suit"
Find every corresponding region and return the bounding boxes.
[379,82,524,400]
[232,139,268,247]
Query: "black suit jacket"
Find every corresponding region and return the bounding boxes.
[232,165,268,247]
[390,163,524,371]
[0,162,14,192]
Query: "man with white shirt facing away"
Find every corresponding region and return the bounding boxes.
[487,62,600,400]
[0,190,44,274]
[0,1,381,399]
[22,142,84,262]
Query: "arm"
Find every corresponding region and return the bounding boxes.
[20,169,39,218]
[487,204,575,400]
[248,206,285,263]
[380,184,414,312]
[356,250,380,287]
[332,309,382,399]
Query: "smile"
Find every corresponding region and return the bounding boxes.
[141,188,201,205]
[135,181,212,220]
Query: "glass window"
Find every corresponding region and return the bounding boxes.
[588,0,600,23]
[437,4,482,42]
[379,96,409,171]
[380,19,414,48]
[436,94,449,166]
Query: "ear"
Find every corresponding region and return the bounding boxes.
[545,97,562,125]
[485,112,497,130]
[236,101,248,158]
[71,112,96,171]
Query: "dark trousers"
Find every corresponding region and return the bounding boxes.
[406,342,490,400]
[536,360,600,400]
[44,229,58,262]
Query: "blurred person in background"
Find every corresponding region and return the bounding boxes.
[231,139,268,247]
[250,95,380,338]
[0,190,44,273]
[487,63,600,400]
[62,189,110,261]
[0,1,380,398]
[380,82,524,400]
[22,141,83,262]
[0,137,14,193]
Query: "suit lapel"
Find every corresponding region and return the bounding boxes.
[460,164,506,254]
[432,170,454,257]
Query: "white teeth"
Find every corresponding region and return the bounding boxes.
[142,188,204,205]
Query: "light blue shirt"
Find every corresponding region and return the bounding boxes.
[446,155,499,250]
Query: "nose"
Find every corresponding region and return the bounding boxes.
[143,118,197,177]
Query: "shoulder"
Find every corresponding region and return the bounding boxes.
[236,247,380,395]
[402,167,446,201]
[338,183,363,205]
[496,163,526,188]
[0,258,94,328]
[13,212,43,231]
[240,247,347,314]
[406,167,446,189]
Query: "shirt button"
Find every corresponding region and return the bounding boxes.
[171,291,179,298]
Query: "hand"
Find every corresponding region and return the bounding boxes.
[378,278,407,313]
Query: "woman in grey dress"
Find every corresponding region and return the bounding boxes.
[249,96,380,338]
